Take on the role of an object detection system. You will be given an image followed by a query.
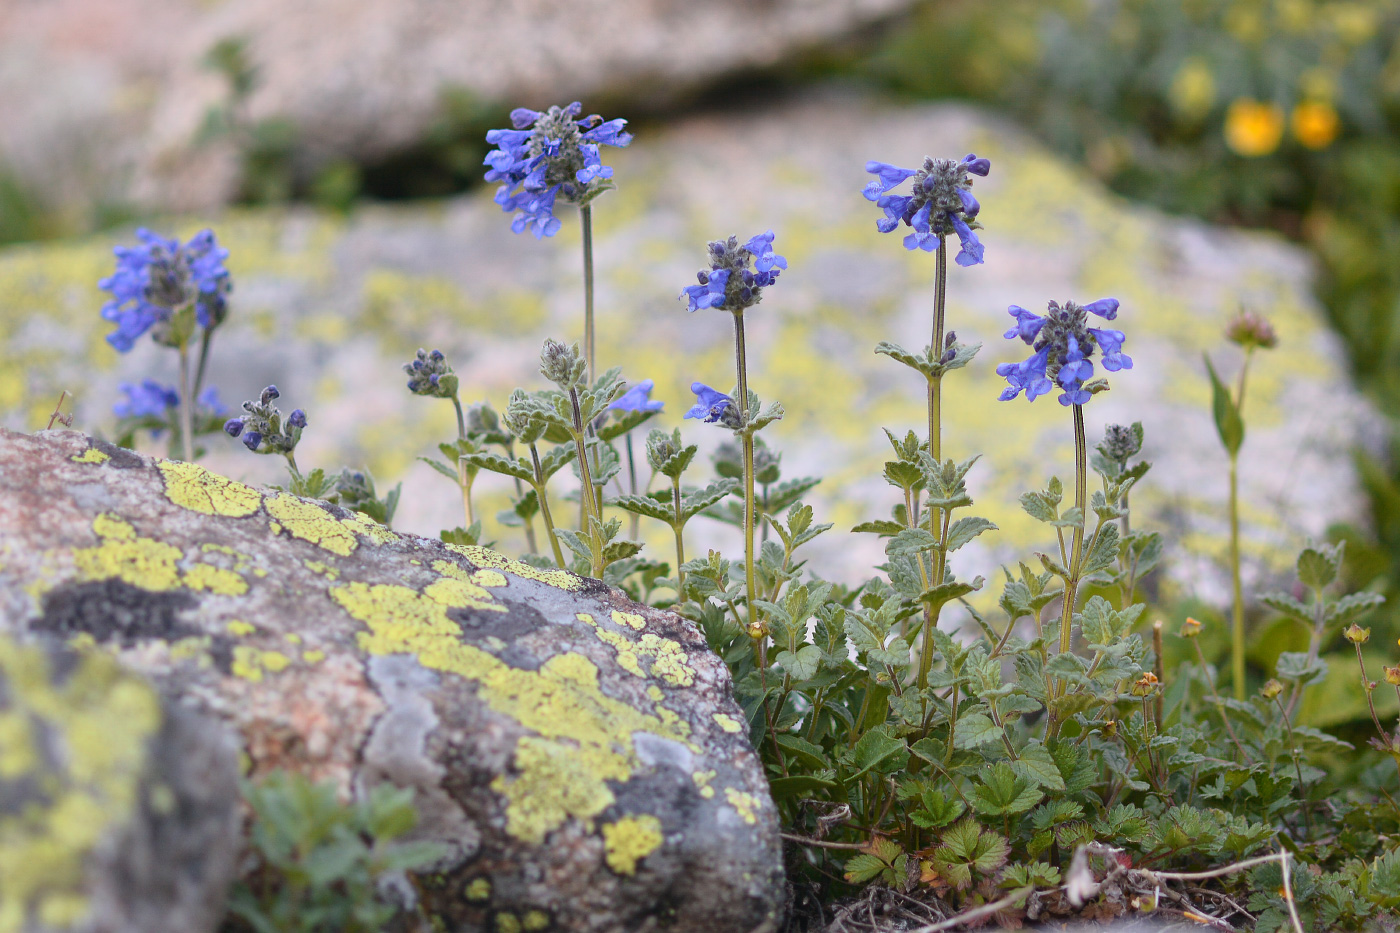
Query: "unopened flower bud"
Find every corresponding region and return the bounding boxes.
[646,428,682,472]
[403,348,460,399]
[1346,623,1371,645]
[1180,617,1202,639]
[1101,720,1117,737]
[1260,679,1283,700]
[1384,666,1400,686]
[223,417,244,438]
[260,385,280,405]
[287,409,307,430]
[1098,423,1143,462]
[1225,310,1278,351]
[539,339,583,388]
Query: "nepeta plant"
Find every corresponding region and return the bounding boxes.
[100,227,232,461]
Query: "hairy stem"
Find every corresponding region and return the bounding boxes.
[672,476,687,592]
[177,343,195,463]
[733,311,759,641]
[530,445,566,567]
[581,204,596,384]
[1229,452,1246,700]
[450,395,467,441]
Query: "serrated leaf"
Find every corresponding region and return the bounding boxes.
[919,577,983,614]
[843,726,910,779]
[887,528,939,556]
[954,713,1001,750]
[419,456,462,483]
[537,444,577,480]
[1011,743,1066,792]
[946,516,997,553]
[613,494,674,523]
[971,762,1043,816]
[776,645,823,681]
[597,407,657,441]
[1297,542,1342,590]
[1262,592,1314,625]
[853,519,906,537]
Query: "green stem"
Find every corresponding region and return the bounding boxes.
[569,388,603,576]
[581,204,596,384]
[733,311,759,640]
[930,233,947,463]
[531,444,566,566]
[1058,404,1088,657]
[672,476,687,592]
[626,433,640,542]
[177,343,195,463]
[450,395,467,441]
[1229,452,1246,700]
[192,327,214,400]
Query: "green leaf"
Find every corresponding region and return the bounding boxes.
[887,528,940,556]
[953,713,1001,750]
[1080,522,1121,577]
[463,451,533,483]
[1262,592,1314,625]
[1204,353,1244,456]
[612,493,674,523]
[843,726,910,780]
[1297,541,1343,589]
[912,787,966,829]
[1276,651,1327,685]
[883,460,924,490]
[774,734,830,770]
[946,516,997,553]
[419,456,461,484]
[768,775,839,800]
[842,853,888,884]
[918,577,983,614]
[537,444,577,480]
[682,480,741,521]
[597,407,657,441]
[853,519,906,537]
[1328,591,1386,625]
[971,762,1043,816]
[1010,742,1066,792]
[776,645,823,681]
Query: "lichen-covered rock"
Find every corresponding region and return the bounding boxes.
[0,632,240,933]
[0,428,784,933]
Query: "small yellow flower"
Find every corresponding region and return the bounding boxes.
[1131,672,1160,697]
[1384,666,1400,686]
[1345,623,1371,645]
[1225,99,1285,157]
[1291,101,1340,149]
[1180,617,1203,639]
[1261,679,1284,700]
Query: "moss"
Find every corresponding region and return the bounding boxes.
[522,909,551,931]
[494,912,521,933]
[0,636,162,933]
[330,569,694,846]
[601,814,664,875]
[724,788,760,826]
[69,448,108,464]
[464,877,491,902]
[158,460,263,518]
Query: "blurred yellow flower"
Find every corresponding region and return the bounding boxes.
[1224,99,1285,156]
[1291,100,1341,148]
[1169,58,1217,121]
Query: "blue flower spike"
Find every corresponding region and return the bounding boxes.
[862,154,990,265]
[483,102,632,238]
[680,233,786,314]
[609,379,665,413]
[100,228,232,352]
[997,298,1130,406]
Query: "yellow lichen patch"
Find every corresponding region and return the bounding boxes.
[0,636,162,933]
[496,913,521,933]
[474,569,507,588]
[158,460,262,518]
[585,623,695,688]
[693,770,716,799]
[226,620,255,637]
[183,563,248,596]
[284,634,302,645]
[431,559,503,589]
[69,448,108,464]
[523,909,550,931]
[465,877,492,901]
[231,647,293,682]
[72,514,182,592]
[725,788,760,826]
[713,713,743,734]
[168,637,211,664]
[303,560,340,580]
[302,650,326,664]
[611,610,646,631]
[266,496,361,556]
[646,685,664,702]
[344,511,399,546]
[601,814,664,875]
[447,544,580,591]
[332,579,693,845]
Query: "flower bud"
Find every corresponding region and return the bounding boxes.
[1384,666,1400,686]
[1101,720,1117,737]
[1130,672,1159,697]
[1180,617,1202,639]
[646,428,681,472]
[1345,623,1371,645]
[539,339,583,388]
[1260,679,1283,700]
[1225,310,1278,351]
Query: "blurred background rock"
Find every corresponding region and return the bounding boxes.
[3,0,1399,727]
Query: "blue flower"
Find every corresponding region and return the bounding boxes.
[484,102,632,239]
[99,228,231,352]
[683,383,735,425]
[197,386,228,416]
[114,380,179,419]
[998,298,1128,406]
[226,385,305,456]
[680,233,786,314]
[609,378,664,413]
[862,154,990,263]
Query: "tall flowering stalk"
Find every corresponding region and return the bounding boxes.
[682,233,787,641]
[998,297,1132,732]
[1207,310,1279,699]
[484,102,632,383]
[100,228,232,463]
[403,348,477,529]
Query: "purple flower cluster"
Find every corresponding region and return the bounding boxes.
[681,232,787,314]
[484,102,632,238]
[114,382,226,420]
[99,228,231,352]
[862,154,990,265]
[997,298,1131,406]
[223,385,306,454]
[609,378,664,413]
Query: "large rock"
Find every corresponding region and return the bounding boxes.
[0,428,784,933]
[0,93,1374,609]
[0,0,912,215]
[0,633,240,933]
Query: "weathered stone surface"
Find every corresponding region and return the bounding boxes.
[0,632,240,933]
[0,428,784,933]
[0,0,911,214]
[0,93,1375,610]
